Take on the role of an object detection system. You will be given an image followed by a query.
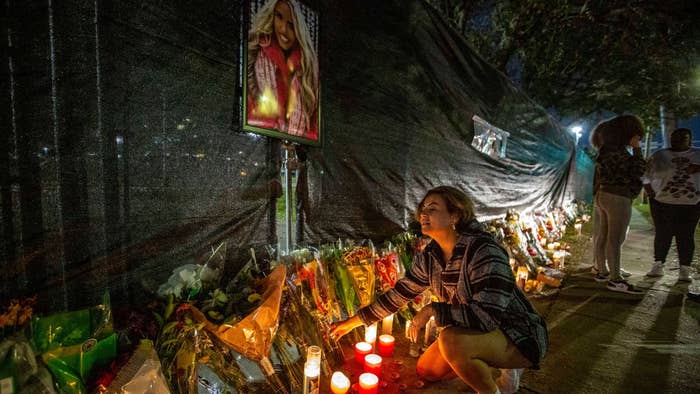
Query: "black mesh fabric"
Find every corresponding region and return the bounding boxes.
[0,0,592,310]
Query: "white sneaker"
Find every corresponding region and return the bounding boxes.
[495,368,522,394]
[679,266,692,282]
[646,261,664,278]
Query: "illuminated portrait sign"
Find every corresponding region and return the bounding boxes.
[243,0,320,146]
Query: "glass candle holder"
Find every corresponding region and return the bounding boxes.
[354,342,373,364]
[377,334,395,357]
[302,362,320,394]
[364,354,382,375]
[306,345,322,366]
[358,372,379,394]
[330,371,350,394]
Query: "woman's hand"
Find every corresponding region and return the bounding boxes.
[329,315,363,341]
[406,304,436,343]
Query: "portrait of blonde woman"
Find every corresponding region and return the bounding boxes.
[246,0,319,143]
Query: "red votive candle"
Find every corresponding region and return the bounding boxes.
[330,371,351,394]
[364,354,382,375]
[358,372,379,394]
[354,342,373,364]
[377,334,395,357]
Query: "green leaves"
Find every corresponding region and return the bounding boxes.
[437,0,700,123]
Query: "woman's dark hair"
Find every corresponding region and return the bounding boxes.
[415,186,476,231]
[589,119,610,149]
[599,115,644,148]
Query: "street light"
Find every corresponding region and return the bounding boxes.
[570,125,582,145]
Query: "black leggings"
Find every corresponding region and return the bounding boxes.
[650,199,700,266]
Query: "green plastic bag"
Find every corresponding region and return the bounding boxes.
[41,334,117,394]
[31,295,112,354]
[30,293,115,393]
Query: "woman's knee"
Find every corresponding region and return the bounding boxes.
[416,363,444,382]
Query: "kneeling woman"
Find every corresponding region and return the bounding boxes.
[330,186,547,394]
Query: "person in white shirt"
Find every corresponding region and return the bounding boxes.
[643,128,700,281]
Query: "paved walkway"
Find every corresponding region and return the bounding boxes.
[524,207,700,393]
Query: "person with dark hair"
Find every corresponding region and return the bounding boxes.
[644,127,700,282]
[591,115,646,294]
[330,186,548,394]
[589,119,632,280]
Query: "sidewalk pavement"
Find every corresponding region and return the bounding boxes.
[524,207,700,393]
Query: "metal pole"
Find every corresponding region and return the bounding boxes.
[660,104,668,148]
[283,147,293,254]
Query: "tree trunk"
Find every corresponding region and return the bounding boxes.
[660,104,677,148]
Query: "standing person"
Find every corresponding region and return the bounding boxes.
[589,120,632,279]
[330,186,548,394]
[644,128,700,282]
[591,115,647,294]
[246,0,319,140]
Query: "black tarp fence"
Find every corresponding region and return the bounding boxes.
[1,0,593,311]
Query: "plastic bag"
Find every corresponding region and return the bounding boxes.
[0,335,56,394]
[41,333,117,393]
[31,293,113,354]
[31,293,115,393]
[192,265,286,367]
[105,340,169,394]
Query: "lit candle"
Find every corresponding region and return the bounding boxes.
[365,322,378,348]
[364,354,383,375]
[377,334,395,357]
[330,371,350,394]
[303,362,320,394]
[358,372,379,394]
[423,316,436,348]
[354,342,373,364]
[517,266,529,290]
[381,314,394,335]
[560,225,567,235]
[574,222,582,235]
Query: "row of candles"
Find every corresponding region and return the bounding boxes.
[324,313,438,394]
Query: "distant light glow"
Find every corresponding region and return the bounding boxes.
[570,125,583,144]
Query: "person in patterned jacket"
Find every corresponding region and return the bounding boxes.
[590,115,647,294]
[330,186,547,394]
[643,127,700,281]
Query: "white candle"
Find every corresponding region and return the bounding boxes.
[303,362,320,394]
[365,322,378,347]
[423,316,436,347]
[381,314,394,335]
